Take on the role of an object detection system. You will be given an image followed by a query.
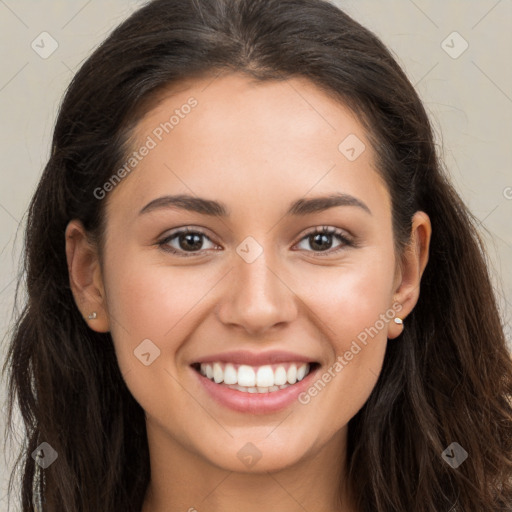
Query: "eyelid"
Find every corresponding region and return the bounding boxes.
[300,225,353,240]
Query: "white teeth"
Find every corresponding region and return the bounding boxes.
[198,362,312,392]
[287,365,297,384]
[223,363,237,385]
[274,366,287,386]
[238,365,256,387]
[256,365,274,387]
[213,362,223,384]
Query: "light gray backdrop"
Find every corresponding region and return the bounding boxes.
[1,1,511,510]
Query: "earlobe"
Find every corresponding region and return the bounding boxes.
[65,220,110,333]
[388,211,432,339]
[387,315,405,340]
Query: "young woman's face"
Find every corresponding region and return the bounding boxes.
[71,72,429,474]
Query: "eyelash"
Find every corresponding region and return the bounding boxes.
[157,226,355,258]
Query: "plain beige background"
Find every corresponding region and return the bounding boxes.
[1,0,511,509]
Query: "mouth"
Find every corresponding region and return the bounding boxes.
[190,361,320,394]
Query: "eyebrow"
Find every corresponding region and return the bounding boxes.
[139,192,372,217]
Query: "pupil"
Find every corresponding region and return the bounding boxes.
[181,233,202,251]
[311,233,332,251]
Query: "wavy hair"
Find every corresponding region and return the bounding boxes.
[3,0,512,510]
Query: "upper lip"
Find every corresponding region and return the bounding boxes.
[192,350,317,367]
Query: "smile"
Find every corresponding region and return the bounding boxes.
[193,362,314,393]
[191,356,321,414]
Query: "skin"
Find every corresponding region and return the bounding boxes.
[65,72,431,512]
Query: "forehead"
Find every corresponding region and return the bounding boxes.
[136,72,364,148]
[106,72,389,220]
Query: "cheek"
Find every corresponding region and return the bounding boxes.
[101,250,211,422]
[296,252,396,348]
[104,235,223,320]
[301,248,395,420]
[101,247,218,373]
[292,249,396,419]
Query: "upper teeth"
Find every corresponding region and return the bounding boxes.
[200,362,311,387]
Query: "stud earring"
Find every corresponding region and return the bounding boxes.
[88,311,97,320]
[394,317,403,325]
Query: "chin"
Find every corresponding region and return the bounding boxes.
[195,433,315,474]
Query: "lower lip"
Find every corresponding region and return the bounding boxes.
[192,365,320,414]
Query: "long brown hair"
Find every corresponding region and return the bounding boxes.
[3,0,511,510]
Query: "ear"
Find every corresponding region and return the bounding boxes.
[388,211,431,339]
[65,219,110,332]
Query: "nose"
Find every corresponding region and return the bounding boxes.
[216,248,298,336]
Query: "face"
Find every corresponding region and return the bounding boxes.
[67,72,429,475]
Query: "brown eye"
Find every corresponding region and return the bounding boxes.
[159,228,217,257]
[295,226,353,255]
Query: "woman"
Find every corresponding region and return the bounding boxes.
[4,0,511,510]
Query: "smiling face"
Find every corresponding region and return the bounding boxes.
[66,72,430,480]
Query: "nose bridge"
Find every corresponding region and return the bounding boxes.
[216,236,297,334]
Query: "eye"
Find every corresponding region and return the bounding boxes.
[158,228,218,257]
[294,226,354,255]
[158,225,354,258]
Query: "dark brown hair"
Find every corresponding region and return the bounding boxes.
[3,0,512,510]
